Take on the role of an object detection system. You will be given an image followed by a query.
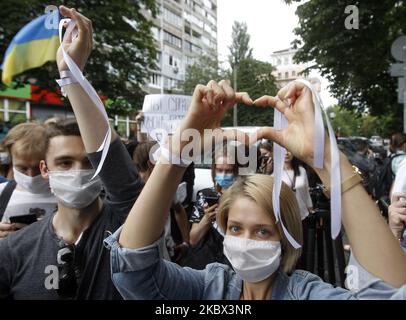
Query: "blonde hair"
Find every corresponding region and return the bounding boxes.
[217,174,303,274]
[2,123,47,160]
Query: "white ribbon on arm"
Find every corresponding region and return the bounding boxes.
[58,18,112,178]
[272,79,342,249]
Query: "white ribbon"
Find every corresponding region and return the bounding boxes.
[58,18,111,179]
[272,79,342,249]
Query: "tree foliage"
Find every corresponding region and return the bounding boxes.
[222,58,278,127]
[0,0,158,116]
[284,0,406,131]
[183,50,224,95]
[228,21,253,69]
[184,20,278,128]
[327,105,396,138]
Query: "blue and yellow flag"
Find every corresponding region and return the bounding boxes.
[1,11,60,85]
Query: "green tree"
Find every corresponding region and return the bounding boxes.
[326,105,396,139]
[183,50,223,95]
[0,0,158,116]
[284,0,405,132]
[222,58,278,127]
[326,105,362,136]
[228,21,253,68]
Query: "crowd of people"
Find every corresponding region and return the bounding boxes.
[0,6,406,300]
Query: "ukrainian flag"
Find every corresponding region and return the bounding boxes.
[1,11,60,86]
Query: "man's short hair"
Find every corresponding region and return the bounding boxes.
[2,122,47,160]
[44,118,81,154]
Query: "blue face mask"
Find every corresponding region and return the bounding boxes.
[215,173,236,189]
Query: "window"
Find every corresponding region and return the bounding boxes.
[284,57,289,65]
[168,54,180,67]
[185,40,201,54]
[192,29,201,39]
[150,74,161,87]
[193,2,203,15]
[278,73,282,79]
[203,0,211,9]
[285,72,289,78]
[156,52,162,64]
[292,71,296,77]
[151,27,160,42]
[0,99,28,125]
[164,31,182,48]
[202,35,210,46]
[163,76,180,90]
[207,13,216,25]
[163,7,182,28]
[277,59,282,65]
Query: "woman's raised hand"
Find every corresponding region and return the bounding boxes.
[169,80,253,157]
[252,81,328,168]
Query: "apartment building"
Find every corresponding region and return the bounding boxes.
[270,48,321,91]
[143,0,218,94]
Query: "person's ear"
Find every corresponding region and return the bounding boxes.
[39,160,49,180]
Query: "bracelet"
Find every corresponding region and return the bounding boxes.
[56,70,78,97]
[324,173,363,198]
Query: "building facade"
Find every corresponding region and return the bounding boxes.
[143,0,218,94]
[270,48,321,91]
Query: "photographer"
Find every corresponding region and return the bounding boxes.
[258,141,273,175]
[185,143,240,269]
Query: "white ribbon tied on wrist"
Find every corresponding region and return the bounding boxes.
[272,79,341,249]
[58,18,111,178]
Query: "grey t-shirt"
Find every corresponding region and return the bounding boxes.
[0,138,143,299]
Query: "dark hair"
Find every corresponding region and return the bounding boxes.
[125,139,139,158]
[390,133,406,153]
[133,141,157,172]
[259,141,273,153]
[210,142,240,183]
[353,139,368,152]
[291,156,301,178]
[44,118,81,154]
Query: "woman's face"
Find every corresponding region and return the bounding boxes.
[284,151,293,163]
[259,148,273,174]
[226,197,281,242]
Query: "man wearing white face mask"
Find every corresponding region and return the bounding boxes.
[0,6,143,300]
[0,123,57,239]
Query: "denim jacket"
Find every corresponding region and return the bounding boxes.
[104,227,406,300]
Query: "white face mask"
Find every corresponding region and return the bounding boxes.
[48,169,102,209]
[223,235,281,283]
[13,167,51,194]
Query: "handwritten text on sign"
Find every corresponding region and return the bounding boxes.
[141,94,192,135]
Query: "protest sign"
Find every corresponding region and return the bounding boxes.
[141,94,192,137]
